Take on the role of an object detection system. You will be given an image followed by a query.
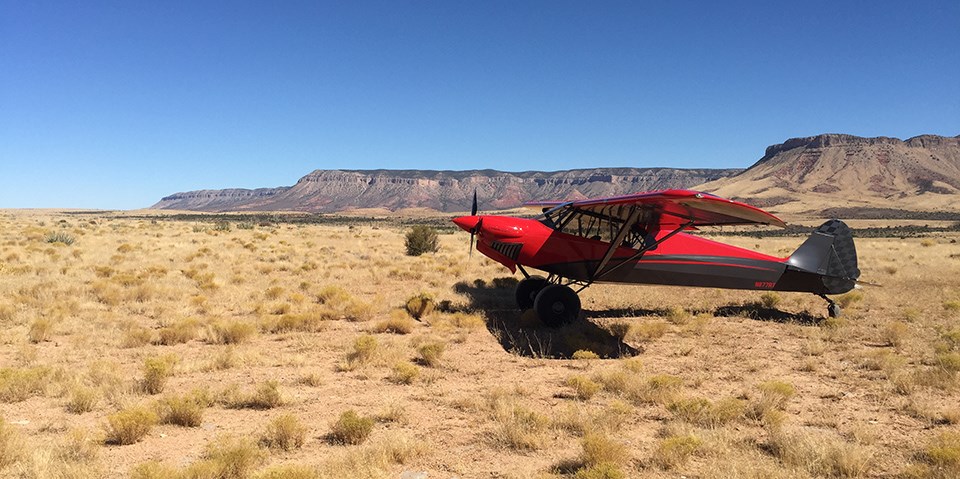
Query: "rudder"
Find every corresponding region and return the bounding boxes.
[787,219,860,294]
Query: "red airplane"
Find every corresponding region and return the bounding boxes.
[452,189,860,327]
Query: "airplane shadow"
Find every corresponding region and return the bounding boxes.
[712,304,823,325]
[452,278,640,360]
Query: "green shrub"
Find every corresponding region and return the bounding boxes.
[404,226,439,256]
[330,410,374,445]
[45,231,75,245]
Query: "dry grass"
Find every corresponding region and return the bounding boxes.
[0,212,957,478]
[0,418,24,470]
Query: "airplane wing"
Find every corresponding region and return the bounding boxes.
[528,189,786,228]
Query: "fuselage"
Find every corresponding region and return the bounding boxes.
[452,215,823,293]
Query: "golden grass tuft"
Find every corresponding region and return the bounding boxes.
[490,403,550,451]
[388,361,420,385]
[104,405,158,445]
[0,366,51,403]
[27,317,54,343]
[247,381,283,409]
[372,310,416,334]
[632,374,683,404]
[565,375,601,400]
[259,414,307,451]
[130,461,180,479]
[580,431,630,468]
[625,320,668,342]
[207,318,256,344]
[0,418,24,469]
[190,435,266,479]
[157,317,202,345]
[572,349,600,360]
[254,464,319,479]
[65,385,99,414]
[667,396,746,428]
[837,290,864,308]
[141,354,178,395]
[155,394,205,427]
[404,293,435,319]
[330,410,374,445]
[921,431,960,473]
[747,380,796,421]
[767,427,873,477]
[416,340,446,367]
[652,433,702,469]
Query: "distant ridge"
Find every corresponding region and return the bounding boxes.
[153,133,960,214]
[152,167,741,213]
[696,134,960,214]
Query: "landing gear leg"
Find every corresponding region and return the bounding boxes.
[819,294,841,318]
[534,284,581,327]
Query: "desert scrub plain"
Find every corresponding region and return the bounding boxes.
[0,210,958,479]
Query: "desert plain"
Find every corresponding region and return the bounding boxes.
[0,210,958,479]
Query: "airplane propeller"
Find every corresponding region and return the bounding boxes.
[469,190,480,257]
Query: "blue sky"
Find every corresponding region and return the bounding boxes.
[2,1,958,209]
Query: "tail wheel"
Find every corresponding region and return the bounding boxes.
[534,284,581,327]
[828,303,842,318]
[515,276,548,310]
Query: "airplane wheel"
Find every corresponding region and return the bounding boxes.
[515,276,548,310]
[828,303,842,318]
[534,284,581,327]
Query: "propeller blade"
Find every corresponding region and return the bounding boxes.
[471,190,478,216]
[469,232,475,257]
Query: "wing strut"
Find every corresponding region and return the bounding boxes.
[589,206,642,282]
[592,219,694,282]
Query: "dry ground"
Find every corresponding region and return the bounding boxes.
[0,210,958,479]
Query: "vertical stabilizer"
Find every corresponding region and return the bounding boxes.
[787,219,859,294]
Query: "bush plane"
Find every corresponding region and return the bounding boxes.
[452,189,861,327]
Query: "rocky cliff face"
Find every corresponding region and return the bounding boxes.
[697,134,960,213]
[152,167,741,213]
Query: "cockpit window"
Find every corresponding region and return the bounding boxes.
[538,207,658,250]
